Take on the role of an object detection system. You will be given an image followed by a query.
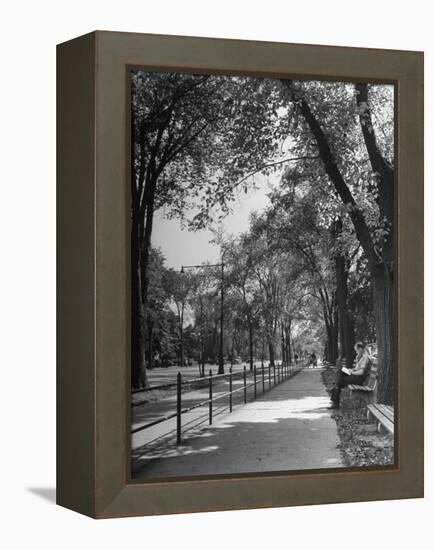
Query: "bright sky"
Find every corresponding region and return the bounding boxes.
[151,173,279,268]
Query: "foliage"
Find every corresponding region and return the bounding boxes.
[132,71,283,228]
[133,73,394,400]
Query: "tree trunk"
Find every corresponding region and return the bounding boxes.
[148,321,154,370]
[283,322,292,365]
[261,332,265,362]
[131,217,147,389]
[248,321,254,371]
[321,290,338,364]
[268,339,275,366]
[335,254,355,368]
[200,334,205,377]
[287,321,292,364]
[332,307,339,362]
[325,314,339,364]
[131,172,157,389]
[372,266,394,404]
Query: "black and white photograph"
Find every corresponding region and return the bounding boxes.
[130,70,395,479]
[3,0,429,536]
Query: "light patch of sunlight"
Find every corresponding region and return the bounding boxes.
[208,395,332,428]
[162,389,228,403]
[137,445,219,460]
[324,458,341,464]
[193,430,214,438]
[132,421,218,450]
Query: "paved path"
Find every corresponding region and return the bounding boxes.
[132,368,342,478]
[131,364,285,450]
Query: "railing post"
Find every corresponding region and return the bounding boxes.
[243,365,247,403]
[176,371,182,445]
[254,366,257,398]
[268,364,271,390]
[209,369,213,425]
[262,364,265,393]
[229,366,233,413]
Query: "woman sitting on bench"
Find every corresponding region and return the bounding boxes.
[329,342,372,409]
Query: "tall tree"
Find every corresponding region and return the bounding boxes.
[131,72,282,387]
[332,218,356,368]
[223,235,262,370]
[280,80,394,403]
[262,186,341,364]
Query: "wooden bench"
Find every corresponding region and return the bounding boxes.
[341,361,378,409]
[348,361,378,399]
[367,403,394,435]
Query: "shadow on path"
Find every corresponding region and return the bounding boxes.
[133,369,342,479]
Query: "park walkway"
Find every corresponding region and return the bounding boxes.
[132,368,343,478]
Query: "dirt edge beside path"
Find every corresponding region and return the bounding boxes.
[321,368,394,468]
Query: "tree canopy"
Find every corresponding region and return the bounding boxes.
[131,70,395,403]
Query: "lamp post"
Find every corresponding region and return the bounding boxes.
[181,261,225,375]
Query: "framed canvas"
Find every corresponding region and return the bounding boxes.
[57,31,423,518]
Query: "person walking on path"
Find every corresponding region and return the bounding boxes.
[329,342,371,409]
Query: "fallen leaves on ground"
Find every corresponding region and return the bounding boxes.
[322,368,394,468]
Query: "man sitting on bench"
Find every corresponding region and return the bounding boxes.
[329,342,372,409]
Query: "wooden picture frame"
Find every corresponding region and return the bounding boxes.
[57,30,423,518]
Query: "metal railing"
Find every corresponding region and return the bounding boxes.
[131,361,303,447]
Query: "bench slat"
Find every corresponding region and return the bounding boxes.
[348,384,374,391]
[370,409,392,430]
[367,404,394,434]
[374,403,394,416]
[376,404,394,422]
